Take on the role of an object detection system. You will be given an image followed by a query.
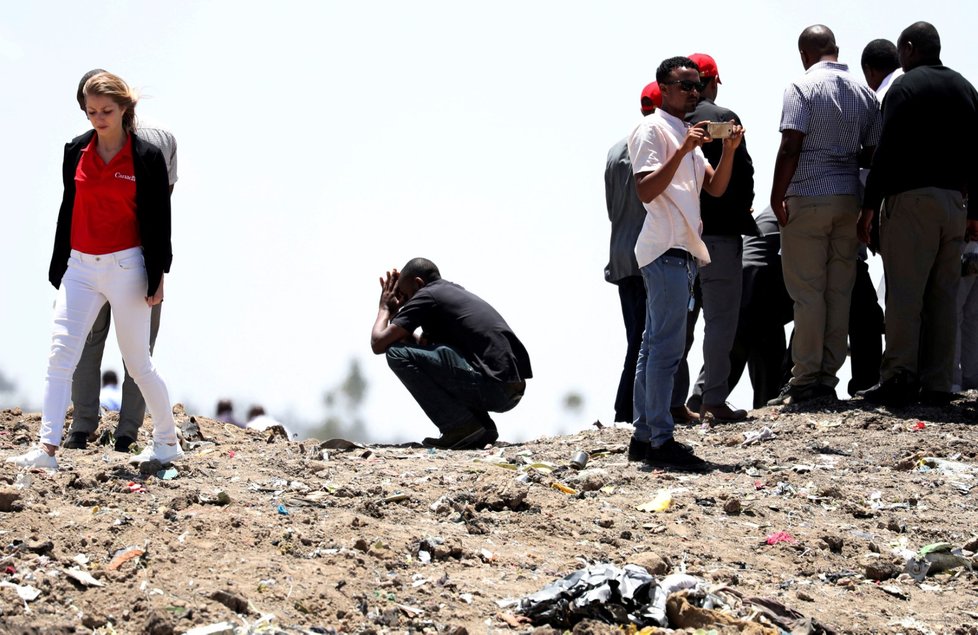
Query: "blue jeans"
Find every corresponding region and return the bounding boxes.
[633,253,696,447]
[386,344,525,434]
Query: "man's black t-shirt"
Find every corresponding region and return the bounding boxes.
[392,279,532,383]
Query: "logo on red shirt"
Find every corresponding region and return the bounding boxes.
[114,172,136,182]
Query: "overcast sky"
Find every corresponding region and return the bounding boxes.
[1,1,974,442]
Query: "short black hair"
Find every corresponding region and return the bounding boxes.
[400,257,441,283]
[861,39,899,72]
[656,57,699,84]
[77,68,108,110]
[102,370,118,386]
[899,21,941,61]
[799,25,839,58]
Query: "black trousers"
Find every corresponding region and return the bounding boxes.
[614,277,646,422]
[848,259,884,396]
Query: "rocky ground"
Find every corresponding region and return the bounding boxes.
[2,395,978,635]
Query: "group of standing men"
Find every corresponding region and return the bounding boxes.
[606,22,978,471]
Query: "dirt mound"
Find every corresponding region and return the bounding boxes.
[1,397,978,634]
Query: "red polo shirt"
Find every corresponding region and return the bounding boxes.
[71,135,141,254]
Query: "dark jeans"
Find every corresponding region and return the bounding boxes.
[69,301,163,439]
[386,343,525,434]
[614,277,646,422]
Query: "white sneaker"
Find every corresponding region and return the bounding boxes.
[6,447,58,470]
[128,442,184,465]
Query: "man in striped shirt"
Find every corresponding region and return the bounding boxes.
[768,25,881,406]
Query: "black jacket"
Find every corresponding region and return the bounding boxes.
[49,130,172,296]
[686,99,757,236]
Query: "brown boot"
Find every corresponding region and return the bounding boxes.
[700,403,748,423]
[670,405,701,424]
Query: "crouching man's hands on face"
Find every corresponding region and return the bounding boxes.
[379,269,400,311]
[371,268,410,355]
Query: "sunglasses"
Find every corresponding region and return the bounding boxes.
[662,79,706,92]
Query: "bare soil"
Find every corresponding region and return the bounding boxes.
[2,396,978,634]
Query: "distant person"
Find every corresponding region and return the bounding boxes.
[768,25,881,406]
[859,22,978,406]
[63,68,179,454]
[99,370,122,411]
[215,399,243,427]
[627,56,743,470]
[6,72,180,469]
[370,258,531,449]
[679,53,757,423]
[605,81,661,424]
[725,208,793,408]
[841,39,903,397]
[245,405,293,438]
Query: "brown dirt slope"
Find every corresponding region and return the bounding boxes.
[1,396,978,634]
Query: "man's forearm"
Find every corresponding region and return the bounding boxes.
[703,150,735,197]
[370,308,392,354]
[770,151,799,209]
[635,148,690,203]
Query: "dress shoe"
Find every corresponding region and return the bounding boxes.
[918,390,955,407]
[63,431,89,450]
[422,423,493,450]
[114,435,136,453]
[670,405,701,424]
[859,373,920,408]
[700,402,748,423]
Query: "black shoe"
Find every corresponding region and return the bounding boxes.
[422,424,492,450]
[628,436,649,462]
[919,390,955,407]
[113,436,136,453]
[645,438,709,472]
[814,384,837,400]
[859,373,920,407]
[766,383,820,406]
[63,431,89,450]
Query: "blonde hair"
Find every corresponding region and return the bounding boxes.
[84,72,138,133]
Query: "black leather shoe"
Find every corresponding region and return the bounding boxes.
[859,373,920,407]
[422,423,493,450]
[113,436,136,453]
[918,390,955,407]
[63,431,89,450]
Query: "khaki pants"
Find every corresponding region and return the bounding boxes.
[880,187,965,391]
[781,195,860,387]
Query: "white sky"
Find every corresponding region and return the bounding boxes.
[1,1,974,442]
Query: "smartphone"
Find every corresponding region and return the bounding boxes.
[706,122,734,139]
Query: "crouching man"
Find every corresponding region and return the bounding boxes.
[370,258,532,449]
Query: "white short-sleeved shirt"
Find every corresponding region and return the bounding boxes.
[627,109,710,268]
[135,117,178,186]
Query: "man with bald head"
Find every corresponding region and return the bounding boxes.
[768,25,881,406]
[859,22,978,407]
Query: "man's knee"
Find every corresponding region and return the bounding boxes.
[385,344,414,370]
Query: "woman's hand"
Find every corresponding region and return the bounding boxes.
[146,275,164,306]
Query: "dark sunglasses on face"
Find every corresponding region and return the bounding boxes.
[662,79,705,92]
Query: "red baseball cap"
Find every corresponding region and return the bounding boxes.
[689,53,721,84]
[640,82,662,115]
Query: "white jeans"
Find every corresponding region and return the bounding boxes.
[40,248,177,447]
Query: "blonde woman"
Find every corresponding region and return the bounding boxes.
[7,72,181,469]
